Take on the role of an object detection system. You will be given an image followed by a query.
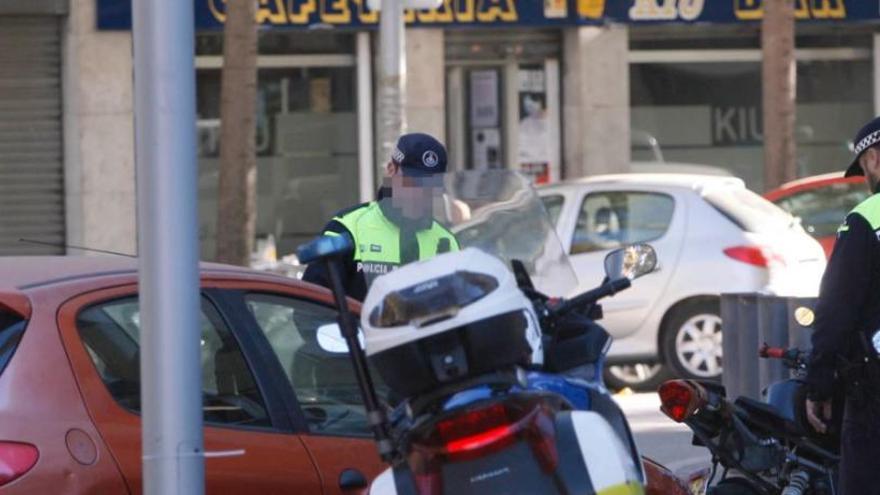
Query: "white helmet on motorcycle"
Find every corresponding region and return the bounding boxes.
[361,248,542,399]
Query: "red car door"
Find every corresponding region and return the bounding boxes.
[57,284,323,495]
[228,289,387,494]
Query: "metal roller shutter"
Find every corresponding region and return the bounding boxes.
[0,17,64,255]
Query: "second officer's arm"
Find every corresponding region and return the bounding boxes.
[806,212,874,400]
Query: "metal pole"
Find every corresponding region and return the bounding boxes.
[377,0,406,172]
[132,0,204,493]
[357,32,376,201]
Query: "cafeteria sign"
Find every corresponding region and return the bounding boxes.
[98,0,574,30]
[96,0,880,30]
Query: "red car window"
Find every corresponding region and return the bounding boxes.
[244,292,389,438]
[76,296,272,428]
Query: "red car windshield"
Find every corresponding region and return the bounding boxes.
[772,181,869,238]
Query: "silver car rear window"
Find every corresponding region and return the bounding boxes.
[703,187,794,233]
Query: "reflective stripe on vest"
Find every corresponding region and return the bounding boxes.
[851,194,880,230]
[328,202,458,267]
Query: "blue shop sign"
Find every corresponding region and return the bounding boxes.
[605,0,878,24]
[96,0,880,31]
[97,0,575,30]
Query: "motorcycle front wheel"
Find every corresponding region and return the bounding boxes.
[708,477,764,495]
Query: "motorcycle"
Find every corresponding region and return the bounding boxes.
[658,316,840,494]
[298,170,691,495]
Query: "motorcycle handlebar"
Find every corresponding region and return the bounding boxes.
[758,344,787,359]
[552,278,631,316]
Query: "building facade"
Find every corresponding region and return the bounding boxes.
[1,0,877,258]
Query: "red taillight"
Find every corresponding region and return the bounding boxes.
[444,424,515,454]
[723,246,786,268]
[433,401,558,469]
[758,343,787,359]
[408,398,561,494]
[658,380,707,423]
[436,402,512,452]
[0,442,39,486]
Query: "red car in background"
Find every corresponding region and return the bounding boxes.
[764,173,869,259]
[0,256,689,494]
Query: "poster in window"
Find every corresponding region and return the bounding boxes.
[470,70,499,128]
[518,69,550,184]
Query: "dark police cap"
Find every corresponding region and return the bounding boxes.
[845,116,880,177]
[391,133,447,176]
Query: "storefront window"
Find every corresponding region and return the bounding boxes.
[196,32,355,56]
[631,49,872,191]
[196,34,358,259]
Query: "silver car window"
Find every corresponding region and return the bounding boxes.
[572,191,675,254]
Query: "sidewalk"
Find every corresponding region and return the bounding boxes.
[615,392,712,478]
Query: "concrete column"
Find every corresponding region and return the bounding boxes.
[405,29,445,141]
[376,28,445,172]
[64,0,136,254]
[562,25,630,179]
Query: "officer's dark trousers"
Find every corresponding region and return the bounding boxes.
[839,398,880,495]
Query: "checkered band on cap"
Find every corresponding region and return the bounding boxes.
[855,130,880,155]
[391,147,405,164]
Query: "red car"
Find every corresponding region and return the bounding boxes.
[764,173,869,258]
[0,256,688,494]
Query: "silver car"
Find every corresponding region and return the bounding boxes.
[539,173,826,389]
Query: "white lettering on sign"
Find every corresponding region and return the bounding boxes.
[734,0,846,21]
[628,0,705,21]
[713,107,763,145]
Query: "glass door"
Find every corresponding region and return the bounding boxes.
[446,60,560,183]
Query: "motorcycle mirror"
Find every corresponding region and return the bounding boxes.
[793,306,815,327]
[604,244,657,281]
[316,322,364,354]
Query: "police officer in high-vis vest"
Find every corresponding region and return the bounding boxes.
[805,116,880,494]
[302,133,459,300]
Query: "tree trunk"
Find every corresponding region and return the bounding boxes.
[215,0,257,265]
[761,0,797,191]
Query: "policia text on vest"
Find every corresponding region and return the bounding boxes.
[302,200,459,301]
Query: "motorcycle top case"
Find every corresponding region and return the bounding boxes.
[361,249,542,399]
[368,410,645,495]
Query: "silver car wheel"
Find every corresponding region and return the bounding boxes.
[674,314,723,378]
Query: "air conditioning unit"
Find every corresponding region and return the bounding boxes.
[366,0,443,11]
